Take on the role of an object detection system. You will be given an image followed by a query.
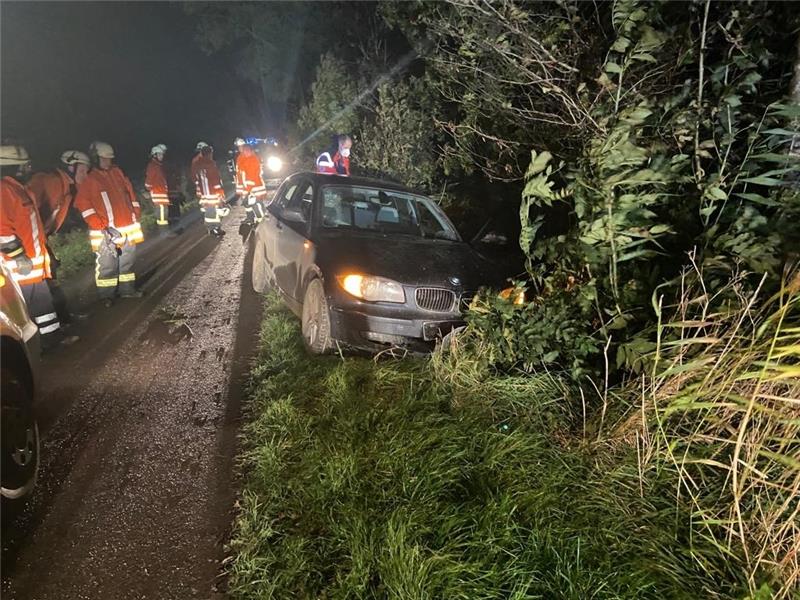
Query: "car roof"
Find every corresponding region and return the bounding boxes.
[288,172,424,196]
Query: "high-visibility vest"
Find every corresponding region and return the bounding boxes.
[145,158,169,205]
[236,150,266,200]
[316,151,350,176]
[191,154,225,208]
[315,152,337,174]
[0,176,52,285]
[27,169,76,235]
[74,166,144,251]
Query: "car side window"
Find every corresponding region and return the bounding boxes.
[275,182,299,209]
[285,181,314,222]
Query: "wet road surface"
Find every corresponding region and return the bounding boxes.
[2,206,263,599]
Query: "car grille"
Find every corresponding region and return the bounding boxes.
[415,287,456,312]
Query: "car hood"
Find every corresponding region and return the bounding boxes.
[315,232,505,290]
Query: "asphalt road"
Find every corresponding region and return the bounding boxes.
[1,205,263,599]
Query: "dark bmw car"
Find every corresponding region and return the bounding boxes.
[251,172,505,353]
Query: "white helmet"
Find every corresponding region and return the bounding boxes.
[234,137,246,147]
[151,143,167,157]
[60,150,91,167]
[0,145,31,166]
[195,141,211,152]
[89,141,115,159]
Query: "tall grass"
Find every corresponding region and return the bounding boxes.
[228,294,750,599]
[640,266,800,597]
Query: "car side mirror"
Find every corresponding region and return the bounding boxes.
[281,207,306,224]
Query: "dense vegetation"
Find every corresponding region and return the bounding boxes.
[191,1,799,597]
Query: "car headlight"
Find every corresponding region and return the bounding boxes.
[266,155,283,172]
[339,274,405,303]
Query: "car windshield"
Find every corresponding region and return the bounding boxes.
[320,185,459,241]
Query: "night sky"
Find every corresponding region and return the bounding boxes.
[1,1,261,176]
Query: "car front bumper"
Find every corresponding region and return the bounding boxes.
[329,306,464,351]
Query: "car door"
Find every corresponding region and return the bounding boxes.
[273,179,314,301]
[263,179,298,279]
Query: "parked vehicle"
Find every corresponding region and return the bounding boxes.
[0,262,41,503]
[251,172,506,353]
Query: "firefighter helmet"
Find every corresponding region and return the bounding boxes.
[195,141,211,152]
[60,150,91,167]
[0,145,31,166]
[150,143,167,157]
[89,141,115,159]
[234,137,246,147]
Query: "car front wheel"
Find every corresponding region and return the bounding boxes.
[301,279,332,355]
[1,364,40,502]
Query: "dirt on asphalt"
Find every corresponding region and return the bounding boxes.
[1,205,263,599]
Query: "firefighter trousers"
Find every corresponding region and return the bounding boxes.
[245,196,265,223]
[21,280,60,339]
[156,204,168,226]
[95,241,137,299]
[204,205,220,232]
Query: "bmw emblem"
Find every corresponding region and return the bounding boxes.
[448,276,461,287]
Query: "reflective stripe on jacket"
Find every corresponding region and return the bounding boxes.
[75,166,144,251]
[235,149,266,200]
[316,151,349,176]
[0,176,52,284]
[145,158,169,205]
[191,154,225,207]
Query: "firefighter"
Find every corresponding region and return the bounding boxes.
[145,143,169,226]
[315,134,352,176]
[27,150,91,236]
[75,141,144,307]
[235,138,267,224]
[191,141,228,237]
[27,150,91,324]
[0,144,62,345]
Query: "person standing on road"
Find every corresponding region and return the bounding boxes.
[27,150,92,325]
[315,134,352,176]
[0,144,62,345]
[27,150,91,236]
[235,138,267,224]
[191,142,228,238]
[75,141,144,307]
[145,144,169,226]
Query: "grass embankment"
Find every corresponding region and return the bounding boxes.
[228,295,765,599]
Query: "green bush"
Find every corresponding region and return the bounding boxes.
[48,227,93,279]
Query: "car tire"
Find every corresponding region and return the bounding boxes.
[301,279,332,355]
[251,237,270,294]
[1,364,40,502]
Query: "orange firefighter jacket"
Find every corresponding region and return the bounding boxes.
[74,166,144,251]
[145,158,169,206]
[27,169,75,235]
[191,154,225,208]
[235,149,267,200]
[0,176,51,285]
